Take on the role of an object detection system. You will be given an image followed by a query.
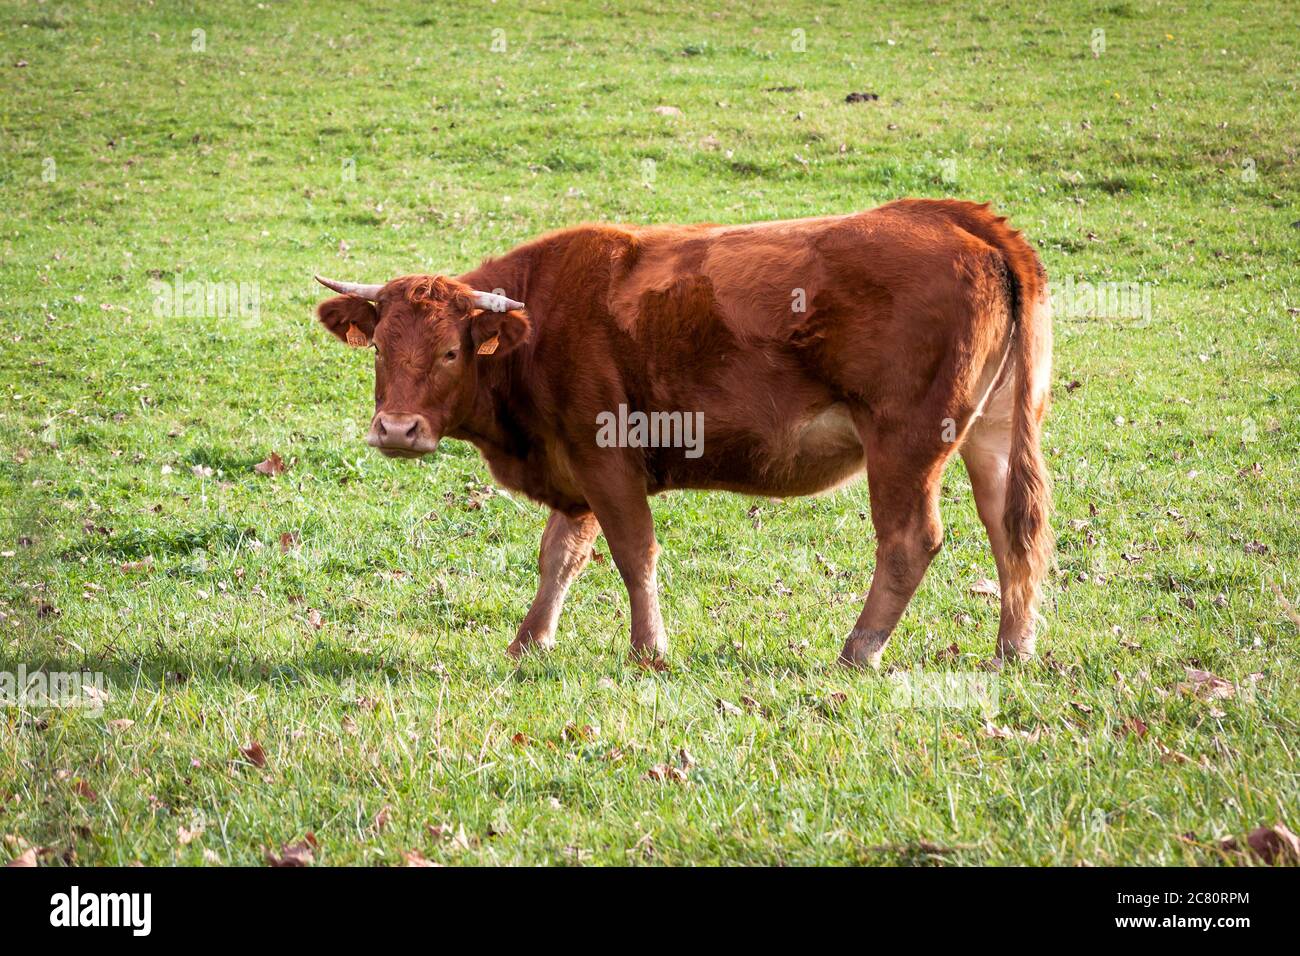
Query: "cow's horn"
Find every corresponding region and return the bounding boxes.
[315,275,383,300]
[471,290,526,313]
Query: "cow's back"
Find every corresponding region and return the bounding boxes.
[606,205,992,345]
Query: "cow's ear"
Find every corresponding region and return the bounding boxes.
[317,295,378,347]
[469,308,530,357]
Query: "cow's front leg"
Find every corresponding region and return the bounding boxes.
[582,481,668,665]
[508,510,600,658]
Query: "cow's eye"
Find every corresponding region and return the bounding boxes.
[443,349,458,363]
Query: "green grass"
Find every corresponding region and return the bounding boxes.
[1,0,1297,866]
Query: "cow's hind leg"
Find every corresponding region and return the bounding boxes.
[508,510,600,658]
[839,427,955,669]
[961,407,1043,660]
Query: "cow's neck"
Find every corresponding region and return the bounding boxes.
[450,359,569,507]
[451,245,537,456]
[452,359,520,453]
[448,246,581,507]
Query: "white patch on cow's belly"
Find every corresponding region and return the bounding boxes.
[787,402,867,494]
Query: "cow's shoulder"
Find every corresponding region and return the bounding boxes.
[527,223,643,281]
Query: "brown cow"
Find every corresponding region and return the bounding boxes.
[313,199,1052,667]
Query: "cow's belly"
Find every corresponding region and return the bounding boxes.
[655,401,867,498]
[776,402,869,496]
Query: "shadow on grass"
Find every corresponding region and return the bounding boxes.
[7,613,900,697]
[0,642,475,693]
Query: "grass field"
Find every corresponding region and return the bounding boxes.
[1,0,1297,866]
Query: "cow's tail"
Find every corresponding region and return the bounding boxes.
[1000,253,1053,623]
[989,214,1052,623]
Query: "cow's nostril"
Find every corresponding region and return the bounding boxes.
[371,415,430,451]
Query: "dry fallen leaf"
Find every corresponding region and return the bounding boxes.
[1220,823,1300,864]
[716,698,742,717]
[72,779,98,802]
[240,740,267,768]
[279,531,300,552]
[970,578,1000,598]
[1177,668,1236,700]
[1120,716,1148,739]
[306,608,323,630]
[107,718,135,733]
[982,720,1042,743]
[649,745,695,782]
[1245,823,1300,864]
[425,823,471,851]
[933,642,960,664]
[254,452,286,476]
[563,723,596,742]
[177,824,204,846]
[373,806,392,832]
[982,720,1013,739]
[265,833,318,867]
[1155,741,1191,764]
[647,764,688,783]
[402,849,438,867]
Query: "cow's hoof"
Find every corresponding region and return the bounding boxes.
[837,632,886,670]
[507,635,556,659]
[837,649,883,670]
[995,634,1036,663]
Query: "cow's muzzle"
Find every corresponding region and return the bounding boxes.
[367,413,439,458]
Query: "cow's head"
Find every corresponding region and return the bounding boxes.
[315,274,529,458]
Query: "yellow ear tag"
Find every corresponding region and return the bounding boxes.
[345,323,368,348]
[477,334,500,356]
